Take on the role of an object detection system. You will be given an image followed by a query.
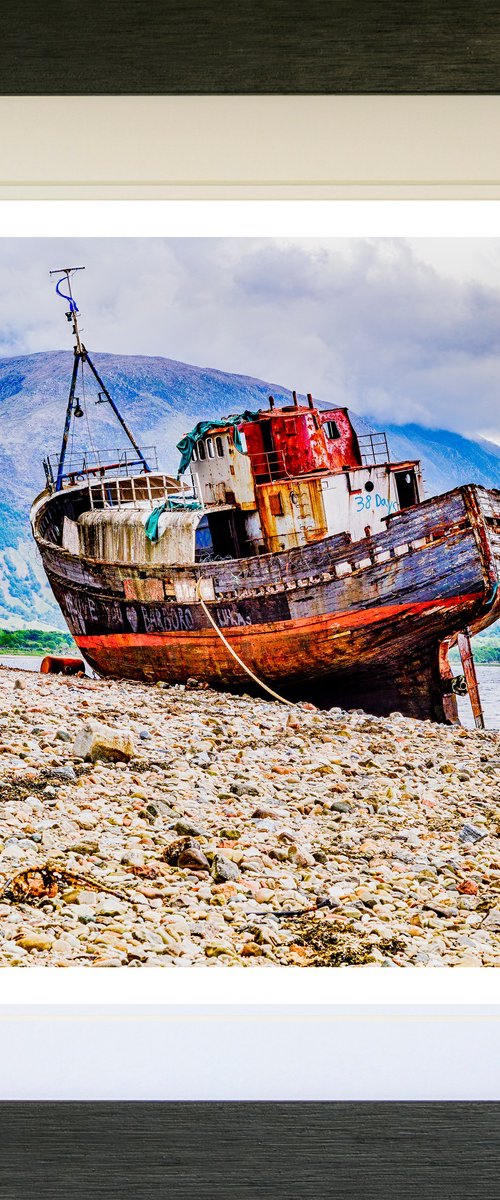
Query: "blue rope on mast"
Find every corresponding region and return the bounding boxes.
[55,277,79,312]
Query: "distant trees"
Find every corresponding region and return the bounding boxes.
[450,624,500,665]
[0,629,76,655]
[474,644,500,663]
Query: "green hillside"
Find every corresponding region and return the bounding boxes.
[0,629,77,656]
[450,623,500,664]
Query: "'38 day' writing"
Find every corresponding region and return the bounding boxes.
[355,493,398,514]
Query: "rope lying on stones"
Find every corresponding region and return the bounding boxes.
[195,580,294,707]
[1,864,333,922]
[195,578,296,700]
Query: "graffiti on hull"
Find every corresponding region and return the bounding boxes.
[56,582,290,638]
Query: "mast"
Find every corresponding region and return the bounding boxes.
[50,267,151,491]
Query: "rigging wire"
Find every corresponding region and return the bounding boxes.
[80,357,99,464]
[69,399,76,469]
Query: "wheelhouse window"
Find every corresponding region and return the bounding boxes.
[323,420,340,440]
[191,445,198,462]
[215,436,224,458]
[198,440,206,461]
[206,437,215,459]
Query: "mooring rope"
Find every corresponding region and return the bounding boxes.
[195,580,294,706]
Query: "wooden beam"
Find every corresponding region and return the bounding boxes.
[457,629,485,729]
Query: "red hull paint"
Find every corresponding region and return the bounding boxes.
[76,592,482,687]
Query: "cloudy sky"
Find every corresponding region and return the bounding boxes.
[1,236,500,443]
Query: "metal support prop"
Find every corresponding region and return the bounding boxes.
[457,628,485,729]
[55,351,80,492]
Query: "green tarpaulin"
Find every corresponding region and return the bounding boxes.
[176,412,260,475]
[144,496,202,543]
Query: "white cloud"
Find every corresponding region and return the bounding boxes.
[0,236,500,442]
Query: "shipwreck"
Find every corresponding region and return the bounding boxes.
[31,269,500,724]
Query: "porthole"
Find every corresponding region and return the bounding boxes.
[364,480,375,492]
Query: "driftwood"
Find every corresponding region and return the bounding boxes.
[1,862,131,905]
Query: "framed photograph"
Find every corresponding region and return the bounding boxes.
[0,4,499,1191]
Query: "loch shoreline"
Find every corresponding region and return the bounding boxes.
[0,664,498,968]
[1,655,499,730]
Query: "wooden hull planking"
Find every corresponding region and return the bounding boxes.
[32,483,500,722]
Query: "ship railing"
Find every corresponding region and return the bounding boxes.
[357,432,390,466]
[43,446,159,491]
[250,449,290,481]
[87,473,187,511]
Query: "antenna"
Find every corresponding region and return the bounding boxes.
[49,267,151,491]
[50,266,85,354]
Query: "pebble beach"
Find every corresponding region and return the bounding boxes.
[0,664,499,968]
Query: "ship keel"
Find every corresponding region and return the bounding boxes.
[73,626,459,723]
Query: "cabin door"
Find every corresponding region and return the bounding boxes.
[206,509,247,558]
[394,468,419,510]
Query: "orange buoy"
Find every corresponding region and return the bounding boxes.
[39,655,85,676]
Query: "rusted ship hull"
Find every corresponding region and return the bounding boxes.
[32,482,500,722]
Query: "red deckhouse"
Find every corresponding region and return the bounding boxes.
[243,395,361,478]
[188,393,422,559]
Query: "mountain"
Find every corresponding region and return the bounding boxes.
[0,349,498,631]
[378,423,500,497]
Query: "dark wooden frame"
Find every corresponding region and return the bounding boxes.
[0,1102,498,1198]
[2,1,500,94]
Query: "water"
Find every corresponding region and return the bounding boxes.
[0,656,45,672]
[456,664,500,731]
[1,657,498,729]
